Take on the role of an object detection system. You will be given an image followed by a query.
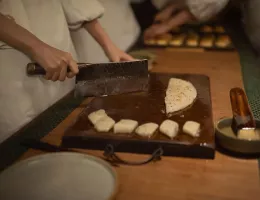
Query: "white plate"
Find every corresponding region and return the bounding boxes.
[0,152,118,200]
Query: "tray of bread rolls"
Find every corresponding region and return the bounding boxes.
[144,23,234,51]
[62,73,215,159]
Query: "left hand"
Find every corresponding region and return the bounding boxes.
[104,44,135,62]
[144,4,194,39]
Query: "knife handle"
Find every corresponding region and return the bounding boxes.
[230,87,256,134]
[26,63,89,76]
[27,63,47,75]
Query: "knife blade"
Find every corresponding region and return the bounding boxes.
[27,60,149,97]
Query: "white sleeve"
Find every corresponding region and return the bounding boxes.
[151,0,172,10]
[186,0,229,22]
[61,0,105,30]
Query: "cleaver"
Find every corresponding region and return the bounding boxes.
[26,60,149,97]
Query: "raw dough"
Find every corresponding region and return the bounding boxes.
[165,78,197,114]
[135,123,159,138]
[159,120,179,139]
[94,116,115,132]
[183,121,200,137]
[113,119,138,134]
[88,109,107,125]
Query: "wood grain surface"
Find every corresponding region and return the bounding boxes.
[19,50,260,200]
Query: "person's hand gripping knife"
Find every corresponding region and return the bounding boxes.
[144,0,229,38]
[0,13,79,82]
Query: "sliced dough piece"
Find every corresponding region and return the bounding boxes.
[88,109,107,125]
[186,33,199,47]
[159,120,179,139]
[183,121,200,137]
[165,78,197,114]
[135,123,159,138]
[113,119,138,134]
[94,116,115,132]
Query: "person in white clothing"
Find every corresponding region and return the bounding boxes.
[145,0,230,38]
[0,0,134,143]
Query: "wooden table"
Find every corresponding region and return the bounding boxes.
[19,49,260,200]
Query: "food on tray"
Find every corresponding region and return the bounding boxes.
[88,109,107,125]
[237,129,260,141]
[199,34,214,48]
[201,25,213,33]
[135,122,159,137]
[165,78,197,115]
[113,119,138,134]
[172,27,180,33]
[156,33,172,46]
[144,39,156,45]
[94,116,115,132]
[215,26,225,33]
[183,121,200,137]
[169,34,185,46]
[159,120,179,139]
[186,33,199,47]
[215,35,231,48]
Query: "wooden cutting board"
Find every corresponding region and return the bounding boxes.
[62,73,215,159]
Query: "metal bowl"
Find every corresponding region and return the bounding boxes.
[215,117,260,154]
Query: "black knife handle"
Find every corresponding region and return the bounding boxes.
[27,63,72,76]
[27,63,47,75]
[27,62,90,76]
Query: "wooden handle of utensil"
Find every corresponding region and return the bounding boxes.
[230,87,256,133]
[26,63,89,76]
[26,63,47,75]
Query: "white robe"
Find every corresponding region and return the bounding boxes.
[0,0,104,143]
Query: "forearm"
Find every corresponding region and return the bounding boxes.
[83,19,113,51]
[0,13,42,56]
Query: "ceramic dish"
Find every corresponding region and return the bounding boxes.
[0,152,118,200]
[215,117,260,154]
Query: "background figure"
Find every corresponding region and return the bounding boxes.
[144,0,229,38]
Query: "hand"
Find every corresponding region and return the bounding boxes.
[104,44,135,62]
[31,43,78,81]
[144,4,194,38]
